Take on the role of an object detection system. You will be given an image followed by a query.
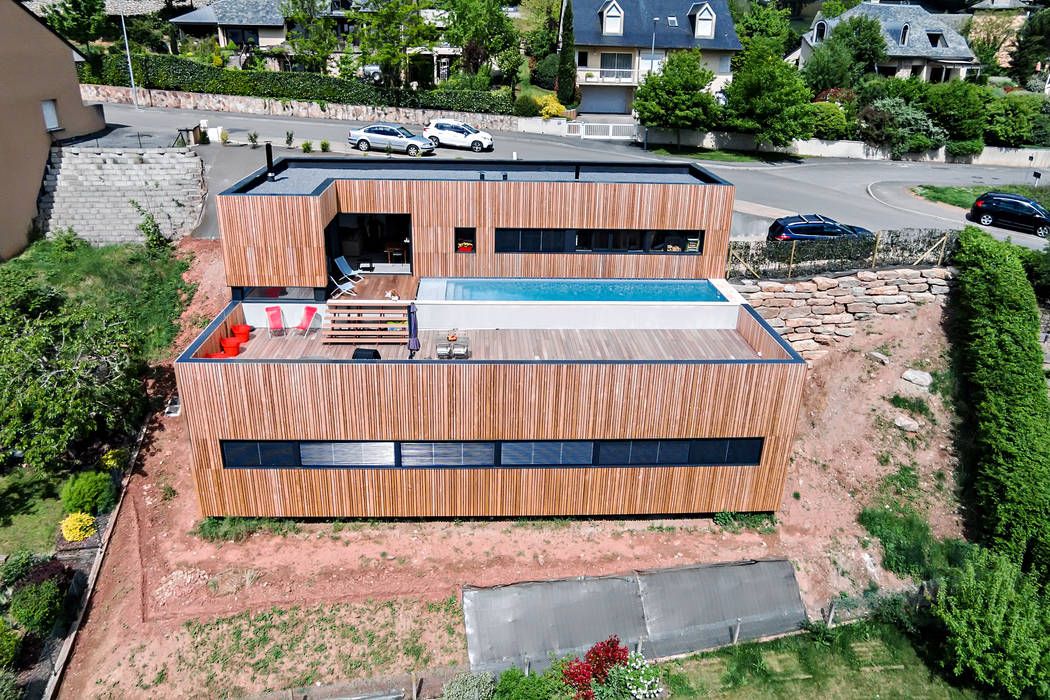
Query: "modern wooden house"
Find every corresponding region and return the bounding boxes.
[173,158,806,518]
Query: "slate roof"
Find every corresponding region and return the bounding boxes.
[171,0,284,27]
[574,0,742,52]
[970,0,1029,9]
[23,0,199,16]
[815,2,975,61]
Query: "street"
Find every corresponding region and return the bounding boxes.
[97,103,1047,249]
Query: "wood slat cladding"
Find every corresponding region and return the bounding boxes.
[191,305,245,358]
[217,178,733,287]
[736,307,791,360]
[174,357,806,517]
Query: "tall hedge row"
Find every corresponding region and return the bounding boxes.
[79,54,514,115]
[955,226,1050,580]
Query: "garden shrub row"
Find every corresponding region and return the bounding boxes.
[954,226,1050,580]
[0,550,72,670]
[79,54,514,115]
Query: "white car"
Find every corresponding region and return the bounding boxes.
[423,118,494,152]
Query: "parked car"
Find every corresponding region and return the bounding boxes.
[348,124,435,156]
[969,191,1050,237]
[423,118,494,152]
[767,214,874,241]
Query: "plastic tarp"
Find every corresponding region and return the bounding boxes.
[463,559,807,673]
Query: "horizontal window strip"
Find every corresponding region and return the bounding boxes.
[221,438,763,470]
[493,227,704,255]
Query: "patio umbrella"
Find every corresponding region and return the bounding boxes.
[408,303,420,354]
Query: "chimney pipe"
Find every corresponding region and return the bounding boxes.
[502,172,508,181]
[479,172,485,181]
[574,165,580,180]
[265,142,275,180]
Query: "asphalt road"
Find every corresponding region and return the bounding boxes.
[96,103,1048,249]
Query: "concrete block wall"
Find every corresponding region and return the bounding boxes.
[36,146,205,245]
[732,267,954,362]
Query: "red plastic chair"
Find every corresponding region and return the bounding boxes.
[294,306,321,337]
[265,306,286,338]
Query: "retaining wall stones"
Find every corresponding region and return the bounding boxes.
[79,84,520,132]
[36,146,205,245]
[732,267,954,362]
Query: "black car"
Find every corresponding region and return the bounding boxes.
[969,192,1050,238]
[767,214,874,241]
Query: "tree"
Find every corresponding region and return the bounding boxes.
[522,0,559,57]
[734,0,792,57]
[925,80,989,141]
[933,547,1050,699]
[633,49,721,148]
[446,0,518,74]
[347,0,437,87]
[280,0,339,73]
[829,16,887,75]
[966,12,1019,75]
[497,46,526,96]
[802,40,854,92]
[42,0,108,46]
[985,92,1042,146]
[819,0,860,19]
[724,37,815,145]
[1010,8,1050,83]
[556,0,576,104]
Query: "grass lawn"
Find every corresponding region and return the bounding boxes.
[650,146,804,163]
[659,622,977,699]
[518,83,555,101]
[913,184,1050,212]
[0,469,65,554]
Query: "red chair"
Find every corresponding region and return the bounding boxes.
[294,306,321,337]
[265,306,286,339]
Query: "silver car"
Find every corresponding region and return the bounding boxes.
[348,123,435,156]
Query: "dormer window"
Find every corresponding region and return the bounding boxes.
[668,16,678,27]
[927,31,945,47]
[602,1,623,36]
[814,20,827,42]
[690,3,715,38]
[899,23,909,45]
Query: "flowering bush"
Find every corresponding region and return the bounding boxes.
[442,671,495,700]
[538,94,566,120]
[61,512,96,542]
[620,652,662,699]
[562,657,595,699]
[585,636,630,683]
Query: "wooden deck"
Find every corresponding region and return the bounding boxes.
[232,328,759,362]
[342,274,419,301]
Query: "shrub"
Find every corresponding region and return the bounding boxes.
[60,471,116,515]
[954,227,1050,579]
[531,53,560,90]
[10,579,63,635]
[285,130,294,147]
[985,92,1043,147]
[442,671,496,700]
[945,138,985,157]
[191,516,300,542]
[538,94,566,120]
[79,53,514,114]
[562,658,594,699]
[197,129,210,144]
[618,652,662,699]
[320,140,330,152]
[61,512,97,542]
[301,140,313,153]
[0,550,41,588]
[100,448,129,472]
[925,80,988,141]
[584,635,629,684]
[16,559,72,594]
[513,94,541,117]
[809,101,850,140]
[0,620,20,669]
[493,666,563,700]
[219,129,229,145]
[0,670,18,700]
[248,131,259,147]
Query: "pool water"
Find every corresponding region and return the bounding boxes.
[419,278,726,303]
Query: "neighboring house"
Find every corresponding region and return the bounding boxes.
[573,0,742,114]
[171,0,458,80]
[172,158,806,519]
[799,2,978,82]
[0,0,105,260]
[23,0,195,16]
[970,0,1030,68]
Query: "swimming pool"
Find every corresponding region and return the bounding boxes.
[417,278,727,303]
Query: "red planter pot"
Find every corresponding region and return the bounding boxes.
[220,337,241,357]
[232,324,251,344]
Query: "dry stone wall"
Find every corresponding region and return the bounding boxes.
[36,146,205,245]
[732,267,954,362]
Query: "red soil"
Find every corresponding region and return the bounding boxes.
[57,241,963,698]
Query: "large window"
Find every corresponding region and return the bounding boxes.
[600,52,632,79]
[221,438,763,469]
[495,228,703,255]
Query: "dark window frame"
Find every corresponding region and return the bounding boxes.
[455,227,477,254]
[494,227,704,255]
[220,437,764,470]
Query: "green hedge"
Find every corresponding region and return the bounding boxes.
[79,54,513,115]
[955,226,1050,581]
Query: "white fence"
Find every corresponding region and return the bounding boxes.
[565,121,640,140]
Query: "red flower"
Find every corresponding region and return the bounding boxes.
[562,657,594,699]
[584,635,630,684]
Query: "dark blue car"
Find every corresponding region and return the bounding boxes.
[767,214,874,241]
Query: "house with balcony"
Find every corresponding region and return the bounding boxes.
[573,0,741,114]
[173,156,806,519]
[798,2,978,82]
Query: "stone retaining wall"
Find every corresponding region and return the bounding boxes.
[79,84,519,132]
[36,146,205,245]
[732,267,954,361]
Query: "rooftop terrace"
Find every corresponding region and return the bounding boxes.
[229,158,730,196]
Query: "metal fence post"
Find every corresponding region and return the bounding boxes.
[732,617,742,644]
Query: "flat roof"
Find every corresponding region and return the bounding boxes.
[226,158,732,196]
